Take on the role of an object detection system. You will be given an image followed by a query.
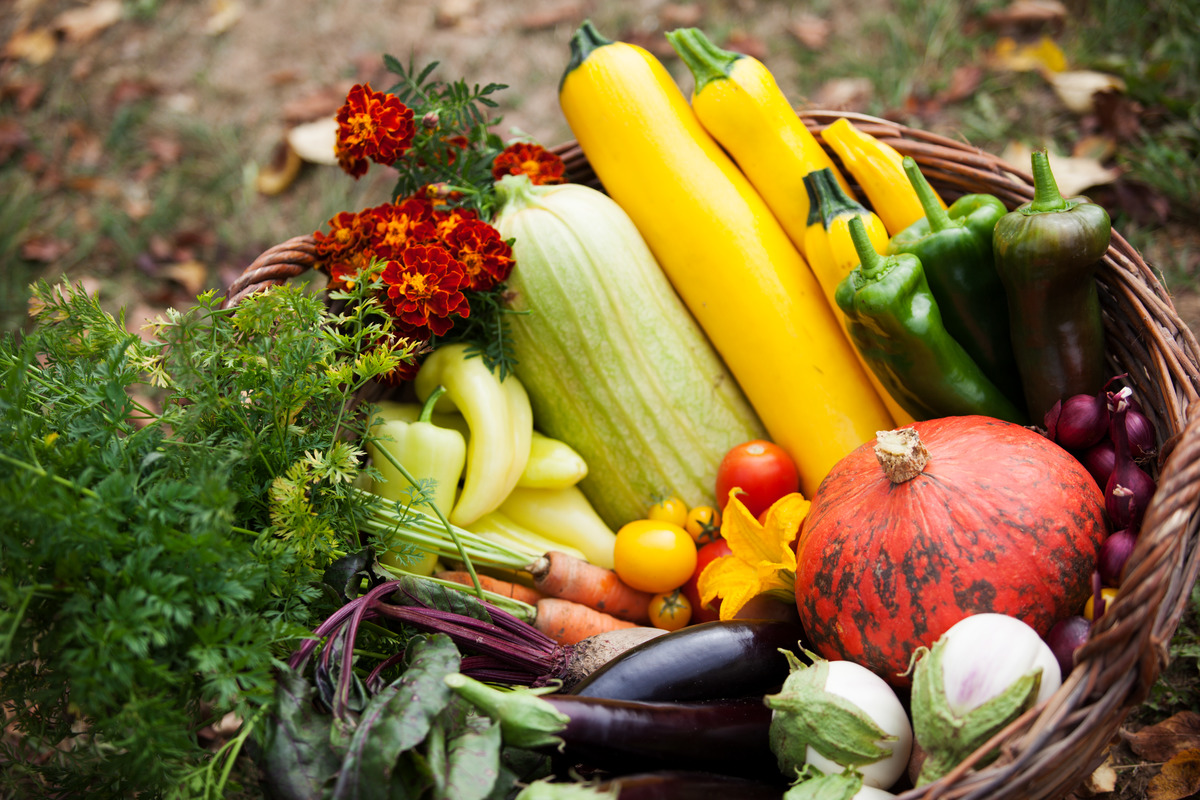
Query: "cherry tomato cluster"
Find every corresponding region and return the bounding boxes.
[613,439,802,631]
[614,497,723,631]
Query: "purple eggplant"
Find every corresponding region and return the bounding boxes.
[594,770,785,799]
[568,619,805,701]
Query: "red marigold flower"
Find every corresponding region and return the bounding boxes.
[325,248,376,291]
[379,245,470,336]
[313,210,366,262]
[433,204,480,239]
[491,142,566,185]
[361,199,439,259]
[444,219,515,291]
[335,83,415,177]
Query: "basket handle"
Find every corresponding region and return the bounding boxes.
[221,234,319,309]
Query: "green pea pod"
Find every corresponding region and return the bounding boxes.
[837,217,1027,424]
[888,157,1022,404]
[993,149,1111,420]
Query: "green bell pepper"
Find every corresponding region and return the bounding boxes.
[993,149,1111,420]
[888,157,1022,405]
[366,385,466,575]
[836,217,1027,424]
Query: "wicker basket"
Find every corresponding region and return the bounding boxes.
[226,111,1200,800]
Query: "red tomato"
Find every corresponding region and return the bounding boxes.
[715,440,801,519]
[681,538,734,624]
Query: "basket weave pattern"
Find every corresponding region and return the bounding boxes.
[228,112,1200,800]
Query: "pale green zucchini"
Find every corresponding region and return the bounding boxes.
[492,173,767,529]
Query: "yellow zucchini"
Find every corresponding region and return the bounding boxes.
[666,27,854,258]
[819,117,946,236]
[559,22,892,496]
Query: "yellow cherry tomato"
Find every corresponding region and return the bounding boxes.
[648,589,692,631]
[684,505,722,545]
[647,495,688,528]
[613,519,697,594]
[1084,587,1119,621]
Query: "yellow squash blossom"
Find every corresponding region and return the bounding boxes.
[698,490,811,619]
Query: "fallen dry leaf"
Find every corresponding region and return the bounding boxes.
[983,0,1067,32]
[941,65,984,104]
[518,2,583,31]
[659,3,704,28]
[1,77,45,111]
[54,0,123,43]
[20,235,72,264]
[287,117,339,165]
[1147,749,1200,800]
[812,77,874,112]
[787,12,831,51]
[988,35,1068,73]
[0,119,31,164]
[1082,753,1119,794]
[1000,142,1119,197]
[1093,90,1145,143]
[1072,134,1117,163]
[161,261,210,297]
[435,0,478,29]
[1124,712,1200,763]
[3,27,57,65]
[204,0,243,36]
[1046,69,1126,114]
[724,30,767,61]
[255,141,304,195]
[147,135,183,165]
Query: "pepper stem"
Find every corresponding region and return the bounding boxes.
[903,156,953,233]
[848,216,887,278]
[1028,149,1068,213]
[419,384,447,423]
[665,27,742,95]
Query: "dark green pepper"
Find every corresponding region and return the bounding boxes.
[836,217,1027,424]
[993,149,1111,420]
[887,156,1022,404]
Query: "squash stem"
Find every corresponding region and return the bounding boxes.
[665,28,742,95]
[562,20,612,92]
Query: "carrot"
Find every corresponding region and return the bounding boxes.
[435,570,546,606]
[527,550,653,624]
[534,597,637,646]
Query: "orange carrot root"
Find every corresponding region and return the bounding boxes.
[534,597,637,646]
[435,570,546,606]
[527,550,653,624]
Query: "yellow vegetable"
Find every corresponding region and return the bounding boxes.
[559,22,892,495]
[498,485,617,570]
[666,27,854,258]
[819,117,946,236]
[802,168,914,426]
[516,431,589,490]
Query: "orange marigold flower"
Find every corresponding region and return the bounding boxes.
[313,210,366,263]
[491,142,566,185]
[380,244,470,336]
[444,219,515,291]
[433,204,480,239]
[362,199,439,259]
[335,83,415,178]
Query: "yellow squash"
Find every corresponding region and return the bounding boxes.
[802,168,914,426]
[559,22,893,496]
[820,117,946,236]
[665,27,853,258]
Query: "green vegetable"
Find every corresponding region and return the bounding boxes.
[993,149,1112,420]
[366,385,466,575]
[888,156,1021,403]
[492,173,767,529]
[836,217,1027,424]
[0,279,410,797]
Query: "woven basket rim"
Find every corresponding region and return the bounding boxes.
[226,110,1200,800]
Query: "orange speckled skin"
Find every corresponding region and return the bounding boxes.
[794,415,1107,687]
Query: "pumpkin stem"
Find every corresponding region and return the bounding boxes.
[874,428,930,483]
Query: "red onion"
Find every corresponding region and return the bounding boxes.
[1108,387,1156,459]
[1105,404,1157,531]
[1098,529,1137,586]
[1080,439,1116,489]
[1044,615,1090,678]
[1045,391,1109,450]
